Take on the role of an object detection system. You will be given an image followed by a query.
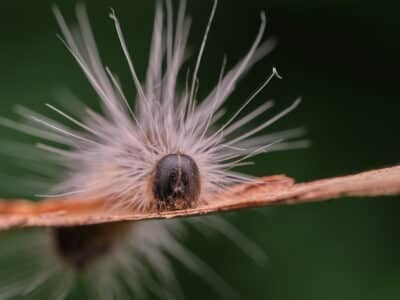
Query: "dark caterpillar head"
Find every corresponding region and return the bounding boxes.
[152,153,201,211]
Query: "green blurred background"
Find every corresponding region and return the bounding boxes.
[0,0,399,299]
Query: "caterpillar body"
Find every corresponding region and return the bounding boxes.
[0,0,306,299]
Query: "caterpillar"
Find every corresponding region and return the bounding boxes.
[0,0,306,299]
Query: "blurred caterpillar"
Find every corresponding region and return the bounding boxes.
[0,0,307,299]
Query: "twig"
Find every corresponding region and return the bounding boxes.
[0,165,399,230]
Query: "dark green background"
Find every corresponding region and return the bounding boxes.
[0,0,399,299]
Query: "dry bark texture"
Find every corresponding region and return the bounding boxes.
[0,165,399,230]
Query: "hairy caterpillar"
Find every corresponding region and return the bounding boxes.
[0,0,306,298]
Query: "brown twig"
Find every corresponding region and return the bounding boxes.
[0,165,399,230]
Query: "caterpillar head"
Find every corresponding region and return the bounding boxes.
[152,153,201,211]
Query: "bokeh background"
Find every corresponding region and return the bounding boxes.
[0,0,399,299]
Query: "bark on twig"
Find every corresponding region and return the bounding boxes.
[0,165,399,230]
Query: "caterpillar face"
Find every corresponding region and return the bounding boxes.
[152,153,201,211]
